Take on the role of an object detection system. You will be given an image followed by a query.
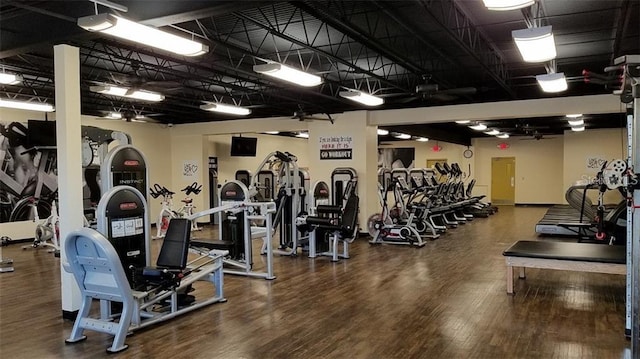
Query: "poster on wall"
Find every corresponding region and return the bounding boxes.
[183,160,200,179]
[586,156,607,171]
[319,135,353,160]
[0,120,58,223]
[378,148,415,169]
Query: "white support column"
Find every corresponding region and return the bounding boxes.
[54,44,84,318]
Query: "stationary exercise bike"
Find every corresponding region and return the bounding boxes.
[150,184,178,239]
[29,198,60,255]
[180,182,203,232]
[150,183,204,238]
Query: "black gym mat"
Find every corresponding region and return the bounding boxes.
[503,240,626,264]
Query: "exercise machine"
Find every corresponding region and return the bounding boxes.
[150,184,177,238]
[251,151,305,256]
[190,180,277,280]
[180,182,203,232]
[0,237,13,273]
[24,198,60,256]
[368,179,426,247]
[297,180,359,261]
[64,185,227,353]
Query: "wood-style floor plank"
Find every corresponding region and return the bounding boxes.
[0,206,629,358]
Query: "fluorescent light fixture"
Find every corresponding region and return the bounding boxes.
[469,123,487,131]
[0,99,54,112]
[416,137,429,142]
[512,26,556,62]
[483,0,534,11]
[0,73,21,85]
[199,103,251,116]
[90,85,164,102]
[393,133,411,140]
[77,14,208,56]
[106,112,122,119]
[264,131,280,134]
[455,120,471,124]
[339,90,384,106]
[377,129,389,136]
[566,114,582,118]
[536,72,568,93]
[484,129,500,135]
[571,126,585,132]
[497,133,510,139]
[253,63,322,87]
[296,132,309,138]
[568,119,584,126]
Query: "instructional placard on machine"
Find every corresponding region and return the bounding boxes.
[124,219,136,236]
[111,220,125,238]
[135,218,144,235]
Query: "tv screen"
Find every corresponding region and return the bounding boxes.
[230,136,257,157]
[27,120,56,147]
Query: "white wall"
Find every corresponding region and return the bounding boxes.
[563,127,627,204]
[472,136,565,204]
[209,133,311,184]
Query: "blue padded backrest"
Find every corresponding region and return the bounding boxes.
[65,228,133,301]
[156,218,191,269]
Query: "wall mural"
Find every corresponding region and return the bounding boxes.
[0,120,58,223]
[378,147,415,169]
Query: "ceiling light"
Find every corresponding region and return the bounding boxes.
[571,126,585,132]
[296,132,309,138]
[199,103,251,116]
[512,26,556,63]
[497,133,510,139]
[339,91,384,106]
[0,73,21,85]
[455,120,471,124]
[566,114,582,118]
[77,14,208,56]
[106,112,122,119]
[90,85,164,102]
[265,131,280,134]
[0,99,54,112]
[482,0,534,11]
[484,129,500,135]
[253,63,322,87]
[377,129,389,136]
[416,137,429,142]
[393,133,411,140]
[568,119,584,126]
[536,72,568,93]
[469,123,487,131]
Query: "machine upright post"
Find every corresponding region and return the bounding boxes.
[632,81,640,358]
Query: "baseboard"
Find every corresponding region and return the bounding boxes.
[62,309,78,321]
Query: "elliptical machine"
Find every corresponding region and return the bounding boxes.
[368,179,425,247]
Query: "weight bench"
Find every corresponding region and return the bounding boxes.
[503,240,626,295]
[64,219,227,353]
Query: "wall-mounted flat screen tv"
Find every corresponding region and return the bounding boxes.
[230,136,257,157]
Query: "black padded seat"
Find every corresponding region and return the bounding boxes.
[503,240,625,264]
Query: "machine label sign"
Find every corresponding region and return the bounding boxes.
[320,149,352,160]
[120,202,138,210]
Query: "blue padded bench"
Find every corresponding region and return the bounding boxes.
[503,240,626,295]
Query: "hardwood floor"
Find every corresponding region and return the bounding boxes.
[0,206,629,358]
